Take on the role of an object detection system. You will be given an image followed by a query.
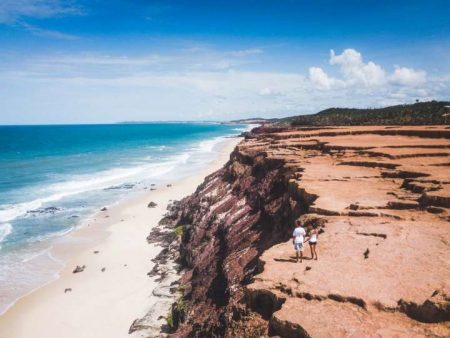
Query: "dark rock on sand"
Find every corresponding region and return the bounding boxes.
[148,202,157,208]
[363,248,370,259]
[73,265,86,273]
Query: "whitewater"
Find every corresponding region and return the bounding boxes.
[0,122,250,314]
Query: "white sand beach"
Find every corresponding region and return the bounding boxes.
[0,137,240,338]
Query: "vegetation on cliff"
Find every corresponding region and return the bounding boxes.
[277,101,450,126]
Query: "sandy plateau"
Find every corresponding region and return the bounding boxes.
[162,125,449,337]
[247,126,450,337]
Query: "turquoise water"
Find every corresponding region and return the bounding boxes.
[0,122,248,313]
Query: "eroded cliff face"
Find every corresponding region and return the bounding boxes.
[160,125,450,337]
[163,141,309,337]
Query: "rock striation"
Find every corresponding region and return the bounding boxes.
[161,125,450,337]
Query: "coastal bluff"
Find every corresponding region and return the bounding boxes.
[154,125,450,337]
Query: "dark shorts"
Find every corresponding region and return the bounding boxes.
[309,241,317,245]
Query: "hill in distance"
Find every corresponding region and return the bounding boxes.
[277,101,450,126]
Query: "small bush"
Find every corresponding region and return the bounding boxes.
[166,312,174,328]
[174,225,185,238]
[178,284,188,293]
[175,297,187,312]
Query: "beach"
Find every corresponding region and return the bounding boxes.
[0,136,241,338]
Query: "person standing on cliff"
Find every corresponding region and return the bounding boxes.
[293,220,306,263]
[305,225,318,260]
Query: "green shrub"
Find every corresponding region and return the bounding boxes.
[175,297,186,312]
[166,312,174,328]
[174,225,185,238]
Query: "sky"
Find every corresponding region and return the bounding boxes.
[0,0,449,124]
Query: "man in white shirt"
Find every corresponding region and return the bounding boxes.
[292,220,306,262]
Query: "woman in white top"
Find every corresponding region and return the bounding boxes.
[305,225,318,260]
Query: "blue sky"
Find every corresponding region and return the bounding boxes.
[0,0,449,124]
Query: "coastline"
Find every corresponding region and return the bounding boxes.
[0,136,241,338]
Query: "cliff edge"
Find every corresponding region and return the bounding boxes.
[158,125,450,337]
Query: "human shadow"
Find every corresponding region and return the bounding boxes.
[274,256,312,263]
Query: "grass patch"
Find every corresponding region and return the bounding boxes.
[166,312,174,329]
[174,224,185,238]
[175,297,187,312]
[165,297,186,331]
[178,284,188,293]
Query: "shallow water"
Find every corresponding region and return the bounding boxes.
[0,122,249,313]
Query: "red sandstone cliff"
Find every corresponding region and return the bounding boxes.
[153,125,450,337]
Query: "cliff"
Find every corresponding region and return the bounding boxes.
[155,125,450,337]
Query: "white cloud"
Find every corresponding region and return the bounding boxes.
[309,48,430,93]
[228,48,263,57]
[0,0,82,23]
[0,46,447,124]
[23,47,264,76]
[259,87,273,96]
[0,0,83,39]
[329,48,386,86]
[45,54,165,65]
[389,66,427,86]
[19,22,78,40]
[309,66,343,90]
[258,87,283,97]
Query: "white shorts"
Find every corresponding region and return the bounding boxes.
[294,242,304,252]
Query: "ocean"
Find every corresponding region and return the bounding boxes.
[0,122,249,313]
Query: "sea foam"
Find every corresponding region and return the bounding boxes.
[0,154,190,224]
[0,122,249,315]
[0,223,12,248]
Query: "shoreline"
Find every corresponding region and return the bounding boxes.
[0,136,241,338]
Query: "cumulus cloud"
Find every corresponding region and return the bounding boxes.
[309,48,428,92]
[330,49,386,86]
[389,66,427,86]
[309,67,343,90]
